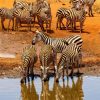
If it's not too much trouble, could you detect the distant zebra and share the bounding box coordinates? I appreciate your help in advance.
[69,0,96,17]
[39,45,56,81]
[21,45,38,83]
[55,43,81,82]
[56,6,88,33]
[13,0,32,11]
[31,0,52,31]
[69,0,79,8]
[0,8,14,31]
[32,30,83,65]
[13,8,33,31]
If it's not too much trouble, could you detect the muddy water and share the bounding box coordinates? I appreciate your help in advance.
[0,76,100,100]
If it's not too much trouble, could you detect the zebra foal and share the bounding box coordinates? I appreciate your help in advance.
[39,45,56,81]
[55,43,81,82]
[21,45,38,83]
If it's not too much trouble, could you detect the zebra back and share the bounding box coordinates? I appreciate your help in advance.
[39,44,54,67]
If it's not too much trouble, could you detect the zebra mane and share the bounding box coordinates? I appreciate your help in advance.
[38,31,52,38]
[61,40,69,45]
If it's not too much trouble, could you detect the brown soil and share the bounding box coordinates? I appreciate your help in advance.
[0,0,100,77]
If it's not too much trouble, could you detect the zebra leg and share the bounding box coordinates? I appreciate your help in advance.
[80,22,82,33]
[7,19,11,32]
[90,6,94,17]
[12,18,14,31]
[30,64,34,76]
[1,18,6,30]
[56,18,59,29]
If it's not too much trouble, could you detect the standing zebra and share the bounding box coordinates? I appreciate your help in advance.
[31,0,52,31]
[0,8,14,31]
[55,43,81,82]
[21,45,38,83]
[13,8,33,31]
[39,45,56,81]
[32,30,83,66]
[56,6,88,33]
[13,0,32,11]
[69,0,96,17]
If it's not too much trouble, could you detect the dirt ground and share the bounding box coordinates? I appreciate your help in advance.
[0,0,100,77]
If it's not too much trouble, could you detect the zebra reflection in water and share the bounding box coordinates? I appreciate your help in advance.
[20,76,84,100]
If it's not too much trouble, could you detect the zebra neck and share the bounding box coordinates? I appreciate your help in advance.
[40,33,52,45]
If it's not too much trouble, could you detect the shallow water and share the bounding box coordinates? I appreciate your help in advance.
[0,76,100,100]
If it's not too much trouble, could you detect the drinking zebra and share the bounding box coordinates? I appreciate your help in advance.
[32,30,83,66]
[55,43,81,82]
[21,45,38,83]
[39,45,56,81]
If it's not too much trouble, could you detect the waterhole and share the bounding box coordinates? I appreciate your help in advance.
[0,76,100,100]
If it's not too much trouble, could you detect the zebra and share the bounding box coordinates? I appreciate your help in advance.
[32,30,83,67]
[69,0,96,17]
[56,6,88,33]
[26,0,52,31]
[13,8,33,31]
[21,45,38,83]
[56,7,69,30]
[55,43,81,82]
[13,0,32,11]
[0,8,14,31]
[39,44,56,81]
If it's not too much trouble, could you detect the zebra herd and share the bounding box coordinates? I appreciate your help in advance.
[56,0,96,33]
[0,0,96,32]
[0,0,52,31]
[21,30,83,83]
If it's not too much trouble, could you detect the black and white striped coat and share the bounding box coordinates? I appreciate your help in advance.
[30,0,52,31]
[39,44,56,81]
[32,30,83,66]
[56,7,87,33]
[21,45,38,83]
[32,30,83,53]
[13,8,33,31]
[55,43,81,82]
